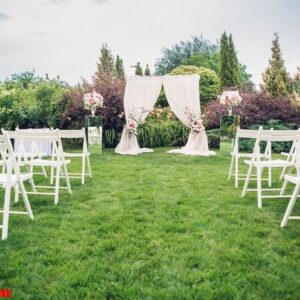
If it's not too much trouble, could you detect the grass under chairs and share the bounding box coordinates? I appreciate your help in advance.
[0,144,300,299]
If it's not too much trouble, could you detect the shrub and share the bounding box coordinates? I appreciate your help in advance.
[93,75,126,132]
[104,117,219,149]
[169,65,220,107]
[204,92,300,130]
[0,76,67,130]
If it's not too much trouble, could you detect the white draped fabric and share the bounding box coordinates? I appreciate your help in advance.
[163,75,215,156]
[115,74,215,156]
[115,76,163,155]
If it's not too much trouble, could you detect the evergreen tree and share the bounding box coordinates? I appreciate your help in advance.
[292,66,300,96]
[261,33,289,97]
[135,62,143,76]
[219,32,240,88]
[219,32,231,87]
[295,66,300,81]
[228,34,240,86]
[115,55,125,80]
[144,64,151,76]
[96,44,115,79]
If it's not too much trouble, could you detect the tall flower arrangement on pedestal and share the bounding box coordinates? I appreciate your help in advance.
[219,91,242,115]
[83,91,104,116]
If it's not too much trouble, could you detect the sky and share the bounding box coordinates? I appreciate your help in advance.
[0,0,299,87]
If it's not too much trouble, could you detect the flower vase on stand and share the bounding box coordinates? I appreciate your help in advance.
[218,90,243,150]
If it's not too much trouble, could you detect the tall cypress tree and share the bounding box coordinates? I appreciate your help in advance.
[219,32,241,88]
[261,33,289,97]
[135,62,143,76]
[219,32,230,87]
[144,64,151,76]
[115,55,125,80]
[228,34,240,86]
[96,44,115,79]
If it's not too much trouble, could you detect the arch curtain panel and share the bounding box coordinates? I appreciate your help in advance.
[115,75,215,156]
[164,75,215,156]
[115,76,163,155]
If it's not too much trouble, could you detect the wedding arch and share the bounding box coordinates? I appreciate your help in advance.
[115,74,215,156]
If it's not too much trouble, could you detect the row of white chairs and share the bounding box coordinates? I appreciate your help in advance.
[229,127,300,227]
[0,128,92,240]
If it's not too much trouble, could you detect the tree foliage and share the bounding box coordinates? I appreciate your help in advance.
[0,73,67,129]
[115,55,125,80]
[155,34,253,90]
[261,33,290,97]
[219,32,240,88]
[169,65,220,106]
[144,64,151,76]
[134,62,143,76]
[155,35,219,75]
[96,44,115,80]
[182,52,220,73]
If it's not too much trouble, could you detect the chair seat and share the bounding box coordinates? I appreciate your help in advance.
[0,173,32,185]
[284,175,300,185]
[244,159,295,167]
[26,159,71,167]
[15,152,48,158]
[231,152,267,158]
[280,152,291,157]
[63,152,90,158]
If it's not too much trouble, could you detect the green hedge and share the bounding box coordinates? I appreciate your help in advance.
[103,121,220,149]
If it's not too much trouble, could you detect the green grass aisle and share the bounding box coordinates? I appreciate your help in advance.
[0,145,300,299]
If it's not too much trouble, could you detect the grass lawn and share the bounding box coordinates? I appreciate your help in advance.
[1,144,300,299]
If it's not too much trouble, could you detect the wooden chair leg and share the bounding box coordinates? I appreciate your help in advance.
[1,185,12,240]
[63,164,72,194]
[14,184,19,203]
[268,165,272,187]
[28,165,37,192]
[281,182,300,227]
[87,155,92,178]
[280,179,289,196]
[50,165,54,185]
[257,166,262,208]
[228,155,234,180]
[54,167,61,205]
[19,182,34,220]
[81,157,85,185]
[235,156,239,188]
[280,166,287,181]
[242,164,253,197]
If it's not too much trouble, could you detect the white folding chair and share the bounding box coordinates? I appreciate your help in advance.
[280,171,300,227]
[2,128,48,178]
[15,130,72,205]
[54,128,92,185]
[242,127,300,208]
[0,134,34,240]
[279,128,300,180]
[228,127,272,188]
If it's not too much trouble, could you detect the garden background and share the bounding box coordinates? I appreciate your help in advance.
[0,33,299,151]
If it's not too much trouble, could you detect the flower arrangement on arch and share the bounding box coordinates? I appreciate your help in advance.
[218,90,242,115]
[184,108,205,134]
[190,117,205,133]
[83,91,104,116]
[125,117,138,136]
